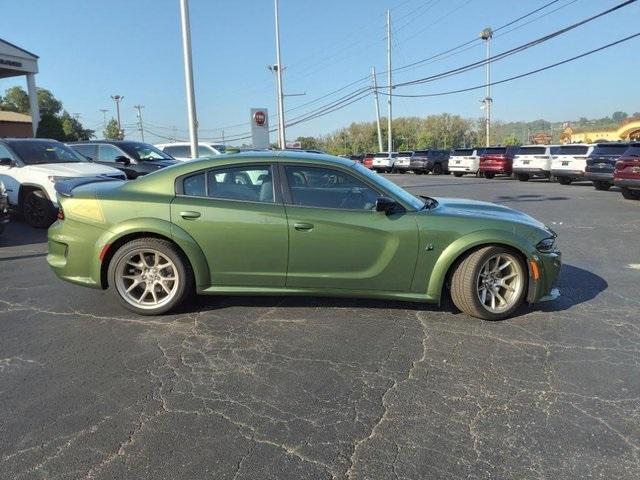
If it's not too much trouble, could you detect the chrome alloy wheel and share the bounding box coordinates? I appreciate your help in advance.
[114,249,179,310]
[476,253,524,314]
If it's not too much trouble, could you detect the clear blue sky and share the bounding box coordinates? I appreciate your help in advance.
[2,0,639,144]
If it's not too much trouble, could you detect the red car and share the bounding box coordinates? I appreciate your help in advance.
[479,146,519,179]
[613,142,640,200]
[362,153,375,169]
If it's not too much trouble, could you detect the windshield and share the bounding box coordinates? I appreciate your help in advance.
[353,163,423,210]
[8,140,86,165]
[591,144,630,156]
[120,142,175,161]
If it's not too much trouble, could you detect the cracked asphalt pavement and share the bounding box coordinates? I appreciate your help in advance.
[1,174,639,479]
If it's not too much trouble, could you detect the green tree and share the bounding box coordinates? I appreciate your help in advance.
[0,86,62,115]
[60,111,94,140]
[296,136,320,150]
[502,134,521,146]
[611,111,628,123]
[36,113,66,140]
[104,118,122,140]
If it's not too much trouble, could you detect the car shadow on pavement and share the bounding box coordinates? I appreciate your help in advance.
[0,218,48,248]
[527,264,608,314]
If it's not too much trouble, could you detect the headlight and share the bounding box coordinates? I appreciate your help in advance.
[536,237,557,253]
[48,176,74,183]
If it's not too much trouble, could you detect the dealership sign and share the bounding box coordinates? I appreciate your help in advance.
[250,108,269,149]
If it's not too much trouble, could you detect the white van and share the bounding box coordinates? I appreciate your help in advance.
[449,148,484,177]
[512,145,558,181]
[550,144,595,185]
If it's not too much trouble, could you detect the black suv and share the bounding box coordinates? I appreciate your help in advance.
[68,140,178,179]
[409,149,450,175]
[584,142,631,191]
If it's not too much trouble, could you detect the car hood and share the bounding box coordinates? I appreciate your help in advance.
[143,159,178,168]
[26,162,123,176]
[430,197,546,231]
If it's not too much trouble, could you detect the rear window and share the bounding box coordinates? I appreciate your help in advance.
[374,152,397,158]
[591,144,630,156]
[483,147,507,155]
[451,149,473,156]
[623,146,640,156]
[517,146,546,155]
[398,151,413,156]
[556,145,588,155]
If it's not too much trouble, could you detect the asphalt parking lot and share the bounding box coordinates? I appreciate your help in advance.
[1,174,639,479]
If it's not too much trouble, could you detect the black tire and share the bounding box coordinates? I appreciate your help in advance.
[517,173,529,182]
[450,246,527,321]
[432,163,443,175]
[398,170,406,174]
[484,172,495,179]
[593,181,610,191]
[453,172,464,178]
[557,176,571,185]
[414,170,424,175]
[107,238,194,315]
[23,190,57,228]
[621,187,640,200]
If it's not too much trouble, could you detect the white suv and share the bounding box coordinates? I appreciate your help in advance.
[0,138,126,227]
[155,142,226,161]
[550,144,595,185]
[449,148,484,177]
[372,152,398,173]
[512,145,558,181]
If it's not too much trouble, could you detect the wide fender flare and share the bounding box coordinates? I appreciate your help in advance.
[426,229,536,301]
[96,218,210,288]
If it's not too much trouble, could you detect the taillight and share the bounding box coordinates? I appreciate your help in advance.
[57,207,65,220]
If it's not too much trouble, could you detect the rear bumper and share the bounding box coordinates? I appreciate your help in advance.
[449,165,477,172]
[512,167,549,175]
[614,178,640,190]
[551,169,584,178]
[394,164,412,171]
[584,172,613,183]
[410,161,433,172]
[480,165,511,173]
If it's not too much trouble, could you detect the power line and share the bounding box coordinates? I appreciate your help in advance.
[376,32,640,98]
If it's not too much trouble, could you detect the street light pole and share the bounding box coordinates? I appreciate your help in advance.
[179,0,199,158]
[99,109,109,131]
[111,95,124,139]
[480,27,493,147]
[273,0,286,149]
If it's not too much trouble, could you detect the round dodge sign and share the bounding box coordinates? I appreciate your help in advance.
[253,110,266,126]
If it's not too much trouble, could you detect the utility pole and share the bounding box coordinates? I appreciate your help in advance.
[480,27,493,147]
[134,105,145,142]
[273,0,286,149]
[179,0,199,158]
[99,109,108,131]
[371,66,384,152]
[386,10,393,155]
[111,95,124,139]
[221,129,225,144]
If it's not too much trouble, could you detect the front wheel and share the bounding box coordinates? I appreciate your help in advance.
[23,190,57,228]
[450,246,527,320]
[108,238,194,315]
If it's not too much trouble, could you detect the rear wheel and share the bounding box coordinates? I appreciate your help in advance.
[621,187,640,200]
[484,172,495,179]
[432,163,443,175]
[453,172,464,178]
[450,246,527,320]
[414,170,424,175]
[517,173,529,182]
[557,176,572,185]
[108,238,194,315]
[593,181,610,191]
[23,190,57,228]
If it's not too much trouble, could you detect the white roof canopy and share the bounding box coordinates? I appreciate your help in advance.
[0,38,38,79]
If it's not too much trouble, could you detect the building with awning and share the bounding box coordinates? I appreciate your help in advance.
[0,38,39,136]
[0,111,32,137]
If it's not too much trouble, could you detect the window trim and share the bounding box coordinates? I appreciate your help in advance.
[175,162,281,205]
[278,163,385,213]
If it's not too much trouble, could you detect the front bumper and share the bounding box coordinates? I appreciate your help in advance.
[528,251,562,304]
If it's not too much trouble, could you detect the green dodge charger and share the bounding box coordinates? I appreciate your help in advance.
[47,151,561,320]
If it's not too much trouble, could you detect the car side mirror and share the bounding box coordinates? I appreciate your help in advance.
[115,155,130,166]
[0,157,15,167]
[375,196,397,214]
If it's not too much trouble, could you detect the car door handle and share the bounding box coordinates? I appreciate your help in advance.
[294,222,314,231]
[180,211,201,219]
